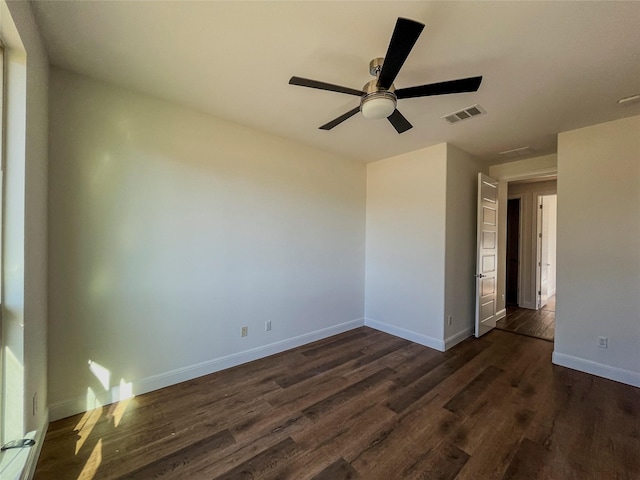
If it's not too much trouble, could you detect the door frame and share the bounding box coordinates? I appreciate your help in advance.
[492,166,557,320]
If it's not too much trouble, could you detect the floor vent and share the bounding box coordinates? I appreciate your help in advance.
[442,104,486,124]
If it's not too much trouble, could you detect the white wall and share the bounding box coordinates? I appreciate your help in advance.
[0,1,48,477]
[365,144,447,349]
[554,115,640,387]
[48,68,366,420]
[508,180,557,309]
[444,145,484,347]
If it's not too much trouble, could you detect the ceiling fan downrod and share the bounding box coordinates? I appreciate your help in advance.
[361,58,397,119]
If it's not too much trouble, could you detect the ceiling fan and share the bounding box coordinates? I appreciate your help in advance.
[289,17,483,134]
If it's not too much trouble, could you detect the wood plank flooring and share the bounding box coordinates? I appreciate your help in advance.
[34,326,639,479]
[496,296,555,341]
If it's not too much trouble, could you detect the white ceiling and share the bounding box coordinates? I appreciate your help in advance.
[30,1,640,164]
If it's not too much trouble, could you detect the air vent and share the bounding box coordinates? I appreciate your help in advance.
[498,146,534,158]
[618,94,640,105]
[442,104,486,124]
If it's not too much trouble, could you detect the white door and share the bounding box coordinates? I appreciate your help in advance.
[537,195,555,309]
[538,198,548,309]
[475,173,499,338]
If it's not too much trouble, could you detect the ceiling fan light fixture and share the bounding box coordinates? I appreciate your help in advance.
[361,92,397,119]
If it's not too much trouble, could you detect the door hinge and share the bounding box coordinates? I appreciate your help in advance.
[538,290,541,295]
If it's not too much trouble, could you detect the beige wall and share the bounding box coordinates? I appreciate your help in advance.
[365,143,483,350]
[490,154,557,181]
[48,68,367,420]
[444,145,485,346]
[555,115,640,387]
[365,144,448,348]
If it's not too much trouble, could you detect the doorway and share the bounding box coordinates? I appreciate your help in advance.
[506,198,520,307]
[496,185,557,342]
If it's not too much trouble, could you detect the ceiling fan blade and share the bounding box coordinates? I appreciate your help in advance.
[319,106,361,130]
[387,109,413,134]
[289,76,364,97]
[377,18,425,90]
[395,76,483,99]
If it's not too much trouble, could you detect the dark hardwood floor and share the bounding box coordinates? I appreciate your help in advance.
[496,296,556,342]
[35,326,639,479]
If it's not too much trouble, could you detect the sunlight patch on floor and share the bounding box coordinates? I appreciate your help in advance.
[110,394,132,428]
[75,406,103,455]
[77,438,102,480]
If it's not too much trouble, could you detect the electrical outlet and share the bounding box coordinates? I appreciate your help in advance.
[597,336,608,348]
[265,321,272,331]
[241,326,248,337]
[447,316,453,326]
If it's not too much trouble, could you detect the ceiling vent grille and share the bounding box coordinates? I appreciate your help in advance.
[498,146,534,158]
[442,104,486,124]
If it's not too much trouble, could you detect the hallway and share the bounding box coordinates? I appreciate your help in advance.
[495,296,555,342]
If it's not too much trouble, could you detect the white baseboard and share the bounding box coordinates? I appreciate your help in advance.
[552,352,640,388]
[495,308,506,321]
[444,328,473,350]
[49,318,365,421]
[365,317,444,351]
